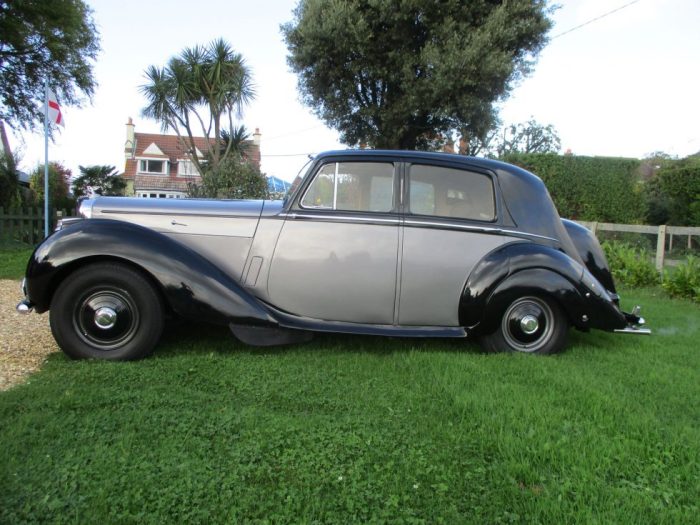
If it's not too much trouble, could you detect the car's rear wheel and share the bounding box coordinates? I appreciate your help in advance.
[50,263,163,360]
[480,295,568,355]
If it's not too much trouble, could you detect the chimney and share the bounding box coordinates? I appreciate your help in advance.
[253,127,261,146]
[125,117,136,159]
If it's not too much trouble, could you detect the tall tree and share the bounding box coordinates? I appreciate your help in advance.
[282,0,552,150]
[0,0,99,131]
[72,165,125,198]
[141,39,254,174]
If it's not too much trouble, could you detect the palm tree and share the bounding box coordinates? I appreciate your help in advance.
[140,38,254,174]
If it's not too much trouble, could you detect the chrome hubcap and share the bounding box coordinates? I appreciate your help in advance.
[501,296,554,353]
[520,315,539,335]
[94,307,117,330]
[74,288,139,350]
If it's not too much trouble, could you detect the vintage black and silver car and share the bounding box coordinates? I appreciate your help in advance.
[17,150,649,360]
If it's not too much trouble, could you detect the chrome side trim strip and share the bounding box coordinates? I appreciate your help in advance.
[101,210,260,219]
[284,213,559,243]
[288,213,400,225]
[404,219,558,243]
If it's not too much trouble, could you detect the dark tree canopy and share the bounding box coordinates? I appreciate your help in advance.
[0,0,99,131]
[282,0,552,150]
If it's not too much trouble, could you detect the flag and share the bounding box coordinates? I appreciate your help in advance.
[47,89,65,127]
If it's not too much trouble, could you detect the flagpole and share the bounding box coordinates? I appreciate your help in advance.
[44,79,49,238]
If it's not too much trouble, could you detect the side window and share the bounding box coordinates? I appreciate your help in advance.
[301,162,394,212]
[408,164,495,221]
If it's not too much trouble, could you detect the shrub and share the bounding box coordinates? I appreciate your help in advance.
[662,256,700,303]
[187,156,268,200]
[601,241,659,288]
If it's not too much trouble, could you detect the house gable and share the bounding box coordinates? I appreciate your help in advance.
[143,142,166,156]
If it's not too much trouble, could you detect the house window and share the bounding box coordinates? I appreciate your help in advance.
[178,160,198,176]
[138,159,167,174]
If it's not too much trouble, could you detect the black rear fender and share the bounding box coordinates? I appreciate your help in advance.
[25,219,275,327]
[460,242,627,334]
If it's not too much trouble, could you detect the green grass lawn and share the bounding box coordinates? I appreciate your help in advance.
[1,286,698,523]
[0,245,33,279]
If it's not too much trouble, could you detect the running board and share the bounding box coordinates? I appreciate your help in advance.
[265,304,468,338]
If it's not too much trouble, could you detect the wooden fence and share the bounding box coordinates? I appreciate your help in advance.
[577,221,700,270]
[0,207,75,246]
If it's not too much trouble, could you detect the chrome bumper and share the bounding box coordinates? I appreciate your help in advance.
[16,299,34,314]
[614,305,651,335]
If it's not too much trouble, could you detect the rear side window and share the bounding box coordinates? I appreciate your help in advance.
[301,162,394,212]
[408,164,495,221]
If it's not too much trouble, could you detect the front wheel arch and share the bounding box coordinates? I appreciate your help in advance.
[49,261,165,360]
[46,255,171,317]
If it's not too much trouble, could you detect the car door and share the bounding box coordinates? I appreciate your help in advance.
[268,160,400,324]
[398,162,509,326]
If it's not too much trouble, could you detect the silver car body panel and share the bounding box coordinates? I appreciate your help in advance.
[267,218,399,324]
[90,196,266,280]
[398,226,516,325]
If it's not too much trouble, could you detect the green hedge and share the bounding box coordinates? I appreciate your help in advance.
[502,153,646,223]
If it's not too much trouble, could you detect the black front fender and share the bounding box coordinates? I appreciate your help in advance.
[25,219,276,327]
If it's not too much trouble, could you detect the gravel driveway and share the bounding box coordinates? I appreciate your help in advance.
[0,280,58,391]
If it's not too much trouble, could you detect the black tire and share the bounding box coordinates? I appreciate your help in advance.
[479,295,568,355]
[49,262,164,360]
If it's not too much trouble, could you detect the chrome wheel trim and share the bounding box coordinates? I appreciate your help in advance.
[94,307,118,330]
[74,288,140,350]
[501,297,555,353]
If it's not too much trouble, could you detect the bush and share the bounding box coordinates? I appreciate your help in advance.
[662,257,700,303]
[187,156,268,200]
[648,164,700,226]
[602,241,659,288]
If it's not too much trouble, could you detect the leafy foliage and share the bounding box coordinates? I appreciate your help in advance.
[602,241,659,288]
[72,165,125,198]
[646,161,700,226]
[187,156,267,200]
[494,118,561,156]
[663,256,700,302]
[0,151,21,209]
[0,0,99,131]
[141,39,254,174]
[28,162,74,209]
[503,153,646,222]
[282,0,552,149]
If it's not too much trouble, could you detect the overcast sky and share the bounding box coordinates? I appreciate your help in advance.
[6,0,700,182]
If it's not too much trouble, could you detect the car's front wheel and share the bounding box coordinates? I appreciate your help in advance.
[50,262,164,360]
[479,295,568,355]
